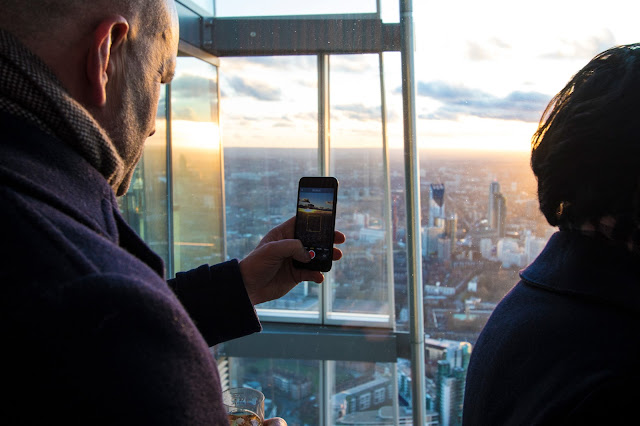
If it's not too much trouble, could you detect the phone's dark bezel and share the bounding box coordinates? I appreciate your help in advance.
[293,176,339,272]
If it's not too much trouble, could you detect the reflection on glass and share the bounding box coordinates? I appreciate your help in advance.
[118,88,169,270]
[171,57,224,272]
[225,357,320,425]
[221,56,318,316]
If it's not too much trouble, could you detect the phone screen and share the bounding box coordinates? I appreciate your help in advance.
[294,177,338,272]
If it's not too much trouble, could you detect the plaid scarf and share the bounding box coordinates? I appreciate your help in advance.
[0,29,128,195]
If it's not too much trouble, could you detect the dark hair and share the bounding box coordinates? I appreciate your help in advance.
[531,43,640,241]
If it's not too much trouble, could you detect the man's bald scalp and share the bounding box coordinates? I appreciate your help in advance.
[0,0,168,45]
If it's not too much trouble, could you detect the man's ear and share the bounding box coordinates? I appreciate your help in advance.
[86,16,129,107]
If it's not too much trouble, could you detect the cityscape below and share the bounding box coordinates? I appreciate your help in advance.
[219,147,554,426]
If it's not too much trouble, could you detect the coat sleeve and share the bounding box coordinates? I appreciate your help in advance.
[167,259,262,346]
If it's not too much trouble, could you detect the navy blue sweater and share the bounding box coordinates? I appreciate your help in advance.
[0,111,261,424]
[463,231,640,425]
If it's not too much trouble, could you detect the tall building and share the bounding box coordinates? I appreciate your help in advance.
[487,181,500,229]
[422,225,444,257]
[392,195,400,244]
[437,237,452,261]
[431,340,471,426]
[488,182,507,237]
[429,183,446,227]
[444,214,457,240]
[436,362,465,426]
[496,193,507,238]
[444,214,458,257]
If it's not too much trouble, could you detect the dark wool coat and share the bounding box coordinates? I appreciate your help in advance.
[0,111,261,424]
[463,231,640,425]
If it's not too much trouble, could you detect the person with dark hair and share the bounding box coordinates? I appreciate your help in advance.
[0,0,344,424]
[462,43,640,425]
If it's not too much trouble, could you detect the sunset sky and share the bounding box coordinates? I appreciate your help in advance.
[177,0,638,152]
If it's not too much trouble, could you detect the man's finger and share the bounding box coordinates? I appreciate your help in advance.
[332,247,343,261]
[293,269,324,284]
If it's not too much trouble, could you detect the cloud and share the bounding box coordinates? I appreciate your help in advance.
[169,74,218,121]
[172,74,216,97]
[540,30,616,59]
[173,106,198,121]
[331,55,377,73]
[413,81,551,123]
[273,121,295,128]
[157,96,167,114]
[226,76,282,101]
[467,38,512,61]
[333,104,381,121]
[224,56,317,71]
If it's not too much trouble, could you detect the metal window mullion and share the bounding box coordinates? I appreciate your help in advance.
[321,359,335,426]
[216,66,228,262]
[378,0,401,421]
[165,83,175,279]
[318,54,330,177]
[379,48,401,426]
[378,53,396,331]
[318,53,331,324]
[399,0,426,424]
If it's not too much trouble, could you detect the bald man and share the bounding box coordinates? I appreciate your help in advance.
[0,1,343,424]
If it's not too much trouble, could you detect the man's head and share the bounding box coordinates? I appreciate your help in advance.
[0,0,179,195]
[531,43,640,240]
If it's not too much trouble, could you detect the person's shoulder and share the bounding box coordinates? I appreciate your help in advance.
[563,376,640,425]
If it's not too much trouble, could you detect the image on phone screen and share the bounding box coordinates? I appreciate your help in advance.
[293,177,338,272]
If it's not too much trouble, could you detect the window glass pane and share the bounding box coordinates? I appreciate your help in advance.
[221,56,319,319]
[328,54,393,325]
[118,88,169,269]
[171,57,224,272]
[223,356,321,425]
[215,0,376,17]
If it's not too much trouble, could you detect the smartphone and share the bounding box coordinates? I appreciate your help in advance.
[293,176,339,272]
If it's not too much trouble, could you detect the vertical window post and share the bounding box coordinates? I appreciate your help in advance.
[400,0,426,424]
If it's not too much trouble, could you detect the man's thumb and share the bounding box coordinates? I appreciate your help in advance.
[265,239,311,263]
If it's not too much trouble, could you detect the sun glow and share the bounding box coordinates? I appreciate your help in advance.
[172,120,221,151]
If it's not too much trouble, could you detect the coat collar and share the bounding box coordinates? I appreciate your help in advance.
[0,111,120,239]
[0,111,165,278]
[520,230,640,313]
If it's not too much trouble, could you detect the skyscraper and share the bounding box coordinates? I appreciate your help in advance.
[488,181,507,237]
[488,181,500,230]
[496,192,507,238]
[429,183,446,227]
[445,214,457,241]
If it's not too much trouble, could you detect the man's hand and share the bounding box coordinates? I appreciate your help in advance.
[239,217,345,305]
[264,418,287,426]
